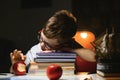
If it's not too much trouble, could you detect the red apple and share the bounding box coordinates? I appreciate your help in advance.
[13,61,26,75]
[46,64,63,80]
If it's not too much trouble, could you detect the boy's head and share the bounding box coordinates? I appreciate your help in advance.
[39,10,78,50]
[43,10,78,41]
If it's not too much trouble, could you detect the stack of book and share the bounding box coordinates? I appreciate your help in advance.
[97,63,120,80]
[28,52,76,76]
[97,63,120,77]
[97,70,120,77]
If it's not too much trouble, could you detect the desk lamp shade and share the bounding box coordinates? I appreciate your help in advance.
[74,31,95,50]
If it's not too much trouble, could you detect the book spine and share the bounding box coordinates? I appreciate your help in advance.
[34,58,76,63]
[36,52,76,56]
[36,56,76,59]
[35,62,75,66]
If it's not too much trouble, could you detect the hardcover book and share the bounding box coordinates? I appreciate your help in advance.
[35,52,76,62]
[97,70,120,77]
[34,58,76,62]
[97,74,120,80]
[36,52,76,57]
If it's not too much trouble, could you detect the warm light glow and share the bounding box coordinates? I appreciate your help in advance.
[80,32,88,39]
[74,31,95,50]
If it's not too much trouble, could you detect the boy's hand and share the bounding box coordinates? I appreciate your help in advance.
[10,49,26,64]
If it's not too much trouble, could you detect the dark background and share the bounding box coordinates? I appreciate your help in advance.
[72,0,120,36]
[0,0,120,72]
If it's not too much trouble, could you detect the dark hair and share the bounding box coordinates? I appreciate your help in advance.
[42,10,78,42]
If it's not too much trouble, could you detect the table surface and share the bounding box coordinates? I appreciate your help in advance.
[0,73,120,80]
[0,73,95,80]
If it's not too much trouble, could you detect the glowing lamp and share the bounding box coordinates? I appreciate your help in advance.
[74,31,95,50]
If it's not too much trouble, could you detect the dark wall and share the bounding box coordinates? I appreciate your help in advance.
[0,0,72,53]
[0,0,72,72]
[72,0,120,37]
[0,38,16,72]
